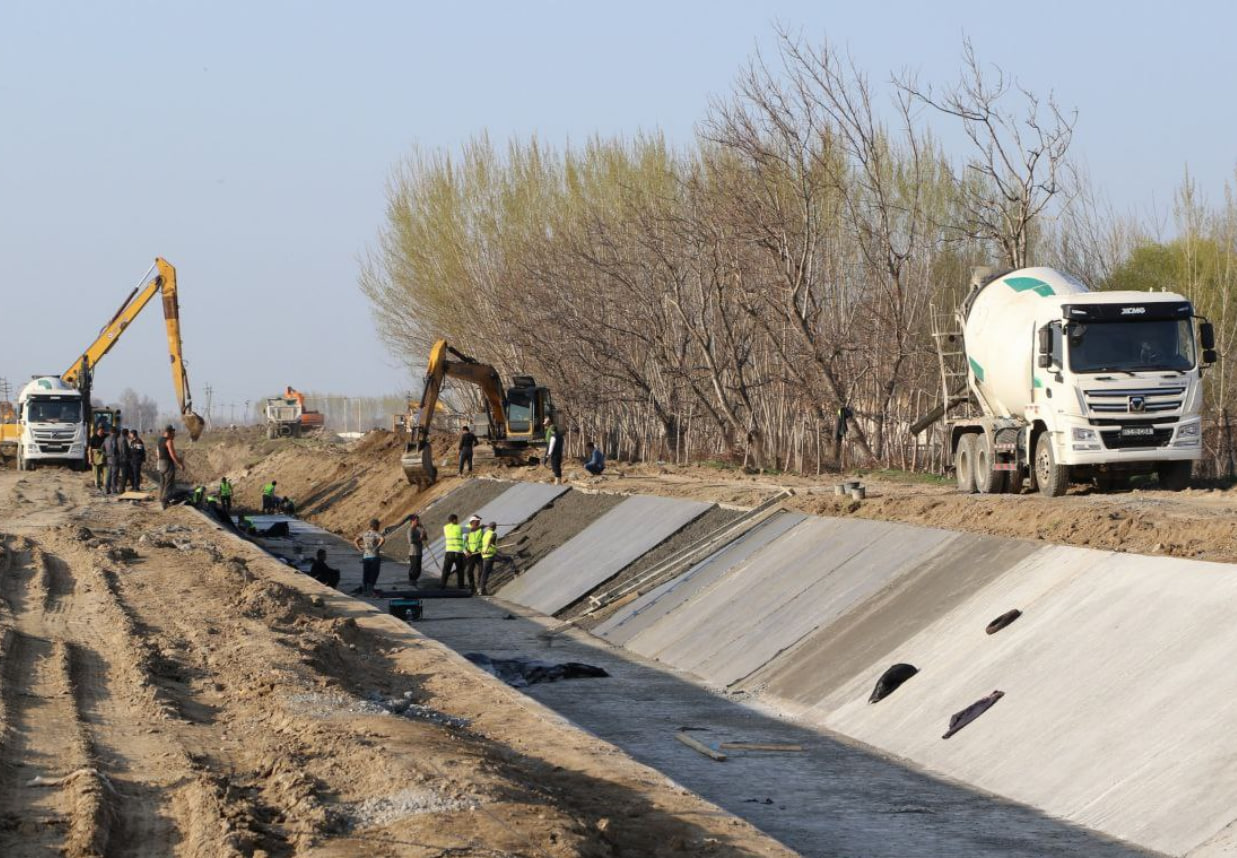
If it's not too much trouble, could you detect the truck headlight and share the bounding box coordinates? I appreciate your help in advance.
[1072,427,1101,451]
[1175,421,1201,446]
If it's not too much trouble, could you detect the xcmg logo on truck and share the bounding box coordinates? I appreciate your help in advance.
[1120,306,1147,315]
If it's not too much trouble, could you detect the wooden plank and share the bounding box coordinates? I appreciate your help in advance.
[718,742,804,752]
[675,732,726,761]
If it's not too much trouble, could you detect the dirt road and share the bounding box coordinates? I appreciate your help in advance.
[0,469,793,857]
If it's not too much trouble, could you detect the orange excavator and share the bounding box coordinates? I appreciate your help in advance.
[401,339,555,486]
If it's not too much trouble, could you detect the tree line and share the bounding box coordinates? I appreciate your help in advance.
[360,31,1237,477]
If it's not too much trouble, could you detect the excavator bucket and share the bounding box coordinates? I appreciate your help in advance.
[182,411,206,441]
[401,441,438,488]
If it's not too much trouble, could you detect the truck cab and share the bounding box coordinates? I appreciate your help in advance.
[1030,293,1212,490]
[16,377,88,471]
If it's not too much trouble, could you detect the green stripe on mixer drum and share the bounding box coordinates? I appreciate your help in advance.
[1004,276,1055,297]
[968,357,985,382]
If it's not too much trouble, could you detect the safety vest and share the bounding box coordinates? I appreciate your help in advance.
[443,523,464,553]
[219,481,233,499]
[262,482,276,497]
[481,529,497,558]
[192,486,205,503]
[466,527,484,554]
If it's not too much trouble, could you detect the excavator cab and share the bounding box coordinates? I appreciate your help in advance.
[495,377,554,456]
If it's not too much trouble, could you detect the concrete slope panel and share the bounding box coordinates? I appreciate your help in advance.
[594,511,808,646]
[684,520,957,687]
[749,531,1040,711]
[499,495,712,615]
[623,517,851,666]
[815,546,1237,856]
[423,482,567,569]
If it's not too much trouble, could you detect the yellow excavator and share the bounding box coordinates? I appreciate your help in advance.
[402,339,554,486]
[63,257,205,440]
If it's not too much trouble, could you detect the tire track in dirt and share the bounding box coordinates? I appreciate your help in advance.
[0,539,103,857]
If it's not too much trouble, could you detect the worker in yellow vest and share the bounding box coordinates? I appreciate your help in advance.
[479,521,499,595]
[463,515,484,594]
[441,514,466,590]
[262,480,278,514]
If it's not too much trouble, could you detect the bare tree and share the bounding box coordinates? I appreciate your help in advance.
[898,39,1077,269]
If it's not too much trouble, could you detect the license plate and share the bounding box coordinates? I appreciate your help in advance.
[1120,426,1155,437]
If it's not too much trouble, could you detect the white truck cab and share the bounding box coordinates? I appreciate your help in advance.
[16,377,88,471]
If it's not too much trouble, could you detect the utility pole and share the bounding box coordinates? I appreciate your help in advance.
[204,385,214,430]
[0,377,11,405]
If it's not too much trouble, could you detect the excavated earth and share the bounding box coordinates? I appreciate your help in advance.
[0,467,794,858]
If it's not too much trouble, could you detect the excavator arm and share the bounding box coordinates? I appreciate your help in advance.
[403,339,507,485]
[62,258,205,440]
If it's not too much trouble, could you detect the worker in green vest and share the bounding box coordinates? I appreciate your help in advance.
[463,515,484,593]
[219,477,234,517]
[262,480,278,514]
[441,514,466,590]
[191,485,206,507]
[478,521,499,596]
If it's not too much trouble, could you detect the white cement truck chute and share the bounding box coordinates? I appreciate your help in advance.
[928,267,1215,497]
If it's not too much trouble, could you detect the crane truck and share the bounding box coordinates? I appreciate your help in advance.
[401,339,554,487]
[9,258,205,472]
[930,266,1216,496]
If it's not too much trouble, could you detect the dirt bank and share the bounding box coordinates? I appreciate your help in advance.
[0,468,793,857]
[209,430,1237,564]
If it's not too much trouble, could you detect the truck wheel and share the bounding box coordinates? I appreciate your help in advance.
[1034,433,1069,497]
[1157,461,1192,491]
[974,433,1008,494]
[955,434,977,494]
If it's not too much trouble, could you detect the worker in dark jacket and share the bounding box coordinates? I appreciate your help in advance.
[115,426,132,493]
[309,548,340,589]
[458,425,477,475]
[102,427,120,495]
[88,425,107,490]
[583,442,605,476]
[127,430,146,491]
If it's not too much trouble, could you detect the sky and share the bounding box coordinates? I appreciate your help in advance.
[1,0,1233,419]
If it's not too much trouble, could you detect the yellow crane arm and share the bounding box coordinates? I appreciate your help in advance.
[62,258,205,440]
[412,340,506,440]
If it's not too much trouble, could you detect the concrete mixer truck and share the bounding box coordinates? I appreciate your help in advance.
[935,267,1216,496]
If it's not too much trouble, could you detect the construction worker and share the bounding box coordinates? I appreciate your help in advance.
[102,426,120,495]
[583,441,605,476]
[156,425,183,510]
[309,548,340,589]
[544,418,564,484]
[479,521,498,596]
[191,485,206,507]
[406,513,427,586]
[115,425,131,493]
[458,425,477,475]
[463,514,484,593]
[218,476,233,517]
[441,514,466,590]
[262,480,278,514]
[127,430,146,491]
[354,518,385,597]
[88,425,107,490]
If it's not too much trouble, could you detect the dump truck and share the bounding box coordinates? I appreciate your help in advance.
[928,266,1216,496]
[401,339,555,486]
[264,386,325,438]
[10,258,204,471]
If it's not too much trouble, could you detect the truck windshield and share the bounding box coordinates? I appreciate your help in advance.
[27,398,82,424]
[1068,319,1196,373]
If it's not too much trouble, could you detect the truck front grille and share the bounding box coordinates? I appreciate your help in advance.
[1085,386,1185,416]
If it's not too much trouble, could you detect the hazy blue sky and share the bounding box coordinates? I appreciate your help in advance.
[1,1,1233,420]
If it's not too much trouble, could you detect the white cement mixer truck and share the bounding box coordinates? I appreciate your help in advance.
[941,267,1216,496]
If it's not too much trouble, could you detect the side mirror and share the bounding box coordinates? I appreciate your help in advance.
[1201,321,1216,351]
[1037,354,1052,368]
[1037,327,1053,356]
[1204,348,1218,366]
